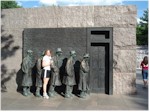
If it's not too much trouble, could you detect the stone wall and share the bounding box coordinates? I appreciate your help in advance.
[1,5,137,94]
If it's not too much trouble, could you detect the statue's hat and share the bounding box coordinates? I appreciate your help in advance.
[41,51,45,56]
[56,48,63,53]
[70,50,76,55]
[83,53,90,58]
[27,50,33,53]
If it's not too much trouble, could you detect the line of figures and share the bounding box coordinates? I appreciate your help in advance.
[21,48,90,99]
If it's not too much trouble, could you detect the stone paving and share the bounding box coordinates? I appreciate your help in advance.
[1,69,148,110]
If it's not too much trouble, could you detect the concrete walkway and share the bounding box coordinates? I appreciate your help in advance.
[1,69,148,110]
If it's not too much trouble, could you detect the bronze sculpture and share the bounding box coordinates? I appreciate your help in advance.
[63,50,76,98]
[21,50,34,96]
[78,53,90,98]
[48,48,63,97]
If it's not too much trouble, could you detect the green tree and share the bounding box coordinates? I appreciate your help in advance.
[1,1,22,9]
[136,9,148,45]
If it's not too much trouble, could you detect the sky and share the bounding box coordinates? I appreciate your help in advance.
[15,0,148,19]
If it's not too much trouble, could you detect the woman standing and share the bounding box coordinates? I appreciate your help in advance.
[42,50,52,99]
[140,56,148,88]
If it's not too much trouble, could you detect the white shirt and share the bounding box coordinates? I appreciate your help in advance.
[42,55,52,70]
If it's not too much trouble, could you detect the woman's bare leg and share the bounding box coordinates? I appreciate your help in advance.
[43,78,49,98]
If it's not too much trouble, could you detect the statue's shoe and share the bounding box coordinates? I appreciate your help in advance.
[27,91,32,95]
[65,94,71,98]
[48,93,54,97]
[53,91,58,96]
[80,94,86,98]
[35,93,42,97]
[79,92,86,98]
[85,93,89,96]
[70,93,75,97]
[54,92,58,96]
[23,92,28,96]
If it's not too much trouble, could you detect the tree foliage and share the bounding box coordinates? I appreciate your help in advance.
[136,9,148,45]
[1,1,22,9]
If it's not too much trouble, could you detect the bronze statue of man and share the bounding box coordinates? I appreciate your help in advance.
[48,48,63,97]
[78,53,90,98]
[35,52,44,97]
[63,50,76,98]
[21,50,34,96]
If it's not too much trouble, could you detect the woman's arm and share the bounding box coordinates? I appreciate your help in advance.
[140,62,143,68]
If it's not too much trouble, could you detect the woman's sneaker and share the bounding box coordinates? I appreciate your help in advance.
[43,93,49,99]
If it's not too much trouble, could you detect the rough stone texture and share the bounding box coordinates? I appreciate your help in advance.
[113,73,136,94]
[1,28,23,92]
[1,6,137,94]
[94,6,137,27]
[1,29,22,69]
[57,6,94,27]
[1,8,28,29]
[113,28,136,49]
[26,7,58,28]
[113,50,136,73]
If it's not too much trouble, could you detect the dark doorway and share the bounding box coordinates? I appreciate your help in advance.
[87,28,113,95]
[90,43,109,93]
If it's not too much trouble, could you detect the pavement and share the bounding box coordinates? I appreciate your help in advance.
[1,69,148,110]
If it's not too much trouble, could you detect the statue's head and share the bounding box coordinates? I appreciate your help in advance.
[83,53,90,61]
[56,48,63,56]
[70,50,76,58]
[40,51,45,57]
[27,50,33,58]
